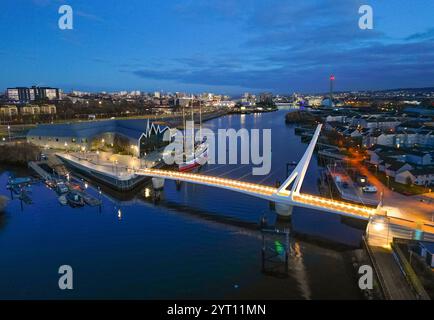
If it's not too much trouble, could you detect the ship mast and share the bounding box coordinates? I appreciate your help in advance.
[182,103,186,162]
[199,99,202,142]
[191,94,195,158]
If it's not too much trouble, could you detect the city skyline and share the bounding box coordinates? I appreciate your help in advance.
[1,1,434,94]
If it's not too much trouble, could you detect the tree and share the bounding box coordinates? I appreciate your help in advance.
[113,134,130,154]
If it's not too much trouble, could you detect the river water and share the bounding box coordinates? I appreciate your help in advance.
[0,110,364,299]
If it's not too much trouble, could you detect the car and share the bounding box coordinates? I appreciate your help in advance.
[356,175,368,186]
[362,185,377,193]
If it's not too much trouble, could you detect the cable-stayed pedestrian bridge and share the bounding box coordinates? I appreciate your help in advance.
[134,124,375,220]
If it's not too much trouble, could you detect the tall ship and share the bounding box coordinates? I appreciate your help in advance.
[178,98,208,172]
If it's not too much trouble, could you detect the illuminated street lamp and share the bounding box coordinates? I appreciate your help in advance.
[373,221,384,232]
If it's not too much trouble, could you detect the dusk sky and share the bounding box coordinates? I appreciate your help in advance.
[1,0,434,94]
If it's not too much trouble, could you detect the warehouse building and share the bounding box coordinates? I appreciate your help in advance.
[26,119,169,157]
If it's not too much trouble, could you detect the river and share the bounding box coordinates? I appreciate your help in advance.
[0,110,364,299]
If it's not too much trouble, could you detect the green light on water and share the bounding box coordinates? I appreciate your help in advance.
[274,241,284,255]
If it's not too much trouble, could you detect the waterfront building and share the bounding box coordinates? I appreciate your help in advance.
[258,92,273,104]
[395,167,434,186]
[27,119,169,157]
[176,97,193,107]
[7,87,33,102]
[0,105,19,117]
[7,86,61,102]
[20,105,40,115]
[40,104,57,114]
[213,100,235,108]
[306,96,323,107]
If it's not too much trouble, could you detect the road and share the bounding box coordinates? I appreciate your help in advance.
[356,163,434,223]
[342,150,434,226]
[370,246,417,300]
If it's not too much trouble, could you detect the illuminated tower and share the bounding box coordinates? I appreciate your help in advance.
[329,74,335,108]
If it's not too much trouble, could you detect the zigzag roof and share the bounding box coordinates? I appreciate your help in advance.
[27,119,169,141]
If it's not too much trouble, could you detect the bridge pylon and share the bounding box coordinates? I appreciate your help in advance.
[275,124,322,199]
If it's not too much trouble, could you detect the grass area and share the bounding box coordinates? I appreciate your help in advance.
[367,166,428,195]
[395,241,434,299]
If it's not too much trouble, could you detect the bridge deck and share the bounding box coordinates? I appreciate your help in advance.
[136,168,277,196]
[135,168,376,219]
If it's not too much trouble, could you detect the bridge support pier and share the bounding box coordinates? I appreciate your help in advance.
[151,177,165,191]
[274,203,293,217]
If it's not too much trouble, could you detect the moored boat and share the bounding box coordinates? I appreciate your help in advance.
[58,195,67,206]
[178,100,209,172]
[56,182,69,194]
[66,192,85,207]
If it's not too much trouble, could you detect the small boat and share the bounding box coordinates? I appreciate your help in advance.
[66,181,84,192]
[66,192,85,207]
[58,195,68,206]
[7,176,32,188]
[45,179,57,189]
[7,176,33,191]
[81,193,102,206]
[56,182,69,194]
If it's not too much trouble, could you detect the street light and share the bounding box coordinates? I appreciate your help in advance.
[7,125,11,141]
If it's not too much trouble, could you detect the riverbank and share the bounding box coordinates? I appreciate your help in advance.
[0,142,40,166]
[285,110,320,124]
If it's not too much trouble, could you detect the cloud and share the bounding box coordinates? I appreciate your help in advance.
[130,37,434,92]
[406,27,434,41]
[76,10,104,23]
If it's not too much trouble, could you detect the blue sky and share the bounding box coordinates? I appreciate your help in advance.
[1,0,434,94]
